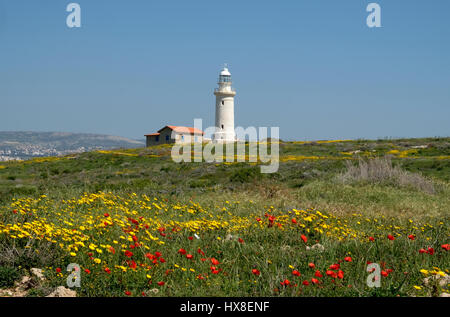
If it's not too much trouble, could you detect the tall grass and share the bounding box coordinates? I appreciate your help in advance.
[337,156,436,194]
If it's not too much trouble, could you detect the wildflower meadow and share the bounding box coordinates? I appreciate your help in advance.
[0,138,448,297]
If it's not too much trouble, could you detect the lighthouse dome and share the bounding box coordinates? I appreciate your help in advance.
[220,67,231,76]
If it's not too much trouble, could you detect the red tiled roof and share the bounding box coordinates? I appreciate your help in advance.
[144,133,160,136]
[158,125,204,135]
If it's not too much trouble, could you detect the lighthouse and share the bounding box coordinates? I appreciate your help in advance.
[213,66,236,143]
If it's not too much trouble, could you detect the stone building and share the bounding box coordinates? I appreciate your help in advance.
[145,125,204,146]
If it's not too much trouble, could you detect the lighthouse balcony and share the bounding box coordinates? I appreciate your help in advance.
[214,88,236,96]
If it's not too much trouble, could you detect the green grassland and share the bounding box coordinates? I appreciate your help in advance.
[0,138,448,297]
[1,137,449,219]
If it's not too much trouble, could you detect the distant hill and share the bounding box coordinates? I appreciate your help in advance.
[0,131,145,161]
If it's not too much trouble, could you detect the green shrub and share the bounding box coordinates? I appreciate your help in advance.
[0,266,20,288]
[230,166,262,183]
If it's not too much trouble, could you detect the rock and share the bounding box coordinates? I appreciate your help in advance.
[225,234,234,241]
[307,243,325,252]
[46,286,77,297]
[280,245,291,252]
[0,289,13,297]
[440,293,450,297]
[423,273,450,287]
[30,268,45,281]
[15,276,35,290]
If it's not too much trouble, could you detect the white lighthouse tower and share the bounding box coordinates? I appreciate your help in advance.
[213,66,236,143]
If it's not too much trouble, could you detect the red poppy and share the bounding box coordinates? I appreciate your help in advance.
[124,291,131,296]
[369,236,375,242]
[326,270,337,278]
[109,246,116,254]
[84,269,91,274]
[292,270,301,277]
[280,279,291,286]
[314,270,323,278]
[104,268,111,274]
[56,268,61,273]
[159,257,166,263]
[268,216,275,223]
[329,264,340,270]
[387,234,395,241]
[256,218,262,222]
[132,235,138,242]
[211,258,220,265]
[381,271,388,277]
[178,248,187,255]
[442,244,450,251]
[308,263,315,269]
[302,280,309,286]
[157,281,165,286]
[238,238,244,243]
[104,213,110,217]
[211,269,219,274]
[301,234,308,244]
[311,278,319,284]
[197,248,205,256]
[186,254,193,260]
[197,274,205,280]
[427,247,435,255]
[124,250,133,258]
[419,248,427,254]
[252,269,260,276]
[337,270,344,279]
[188,236,193,241]
[408,234,415,240]
[12,210,18,214]
[129,218,139,225]
[291,218,297,224]
[155,252,162,258]
[128,260,137,269]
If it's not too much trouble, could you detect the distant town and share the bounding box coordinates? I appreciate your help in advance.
[0,132,144,161]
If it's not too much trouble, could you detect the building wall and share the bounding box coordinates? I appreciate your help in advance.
[214,91,236,142]
[146,135,160,147]
[146,127,203,147]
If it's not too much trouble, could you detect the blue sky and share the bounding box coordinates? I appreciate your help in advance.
[1,0,449,140]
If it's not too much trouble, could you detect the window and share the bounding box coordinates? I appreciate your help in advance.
[155,136,159,142]
[166,135,169,141]
[221,100,224,105]
[181,135,184,141]
[221,124,224,129]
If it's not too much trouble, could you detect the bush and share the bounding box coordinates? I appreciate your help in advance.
[0,266,20,288]
[230,166,262,183]
[337,156,436,194]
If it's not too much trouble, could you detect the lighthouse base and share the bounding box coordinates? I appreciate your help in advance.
[213,131,236,143]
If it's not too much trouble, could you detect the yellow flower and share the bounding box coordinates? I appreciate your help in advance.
[70,252,77,257]
[413,286,422,290]
[94,258,101,264]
